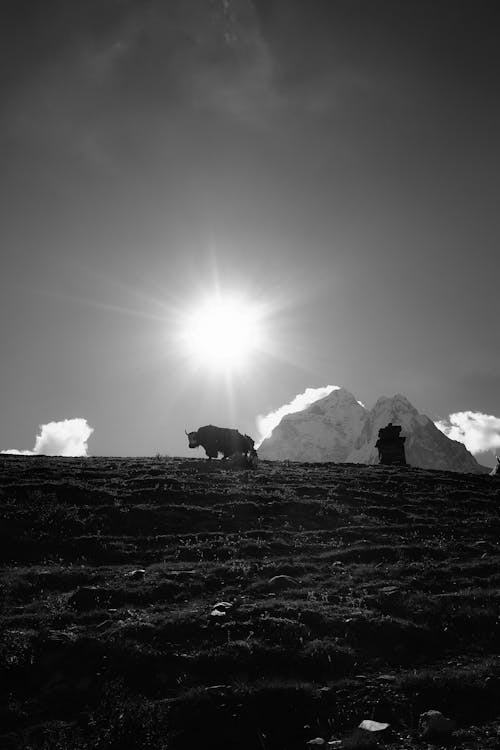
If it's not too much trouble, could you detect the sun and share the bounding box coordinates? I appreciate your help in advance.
[181,295,264,372]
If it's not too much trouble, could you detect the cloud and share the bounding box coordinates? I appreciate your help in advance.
[256,385,340,446]
[1,449,34,456]
[1,418,94,457]
[435,411,500,455]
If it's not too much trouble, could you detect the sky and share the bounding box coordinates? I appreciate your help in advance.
[1,0,499,462]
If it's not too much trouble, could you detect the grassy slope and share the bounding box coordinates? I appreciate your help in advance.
[1,456,500,749]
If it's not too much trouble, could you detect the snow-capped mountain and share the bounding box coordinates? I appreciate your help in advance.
[257,387,368,462]
[258,389,484,473]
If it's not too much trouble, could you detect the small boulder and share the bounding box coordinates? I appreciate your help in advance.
[210,601,233,617]
[418,710,455,739]
[358,720,389,732]
[125,569,146,579]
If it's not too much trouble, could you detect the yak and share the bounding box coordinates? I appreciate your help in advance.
[186,425,257,461]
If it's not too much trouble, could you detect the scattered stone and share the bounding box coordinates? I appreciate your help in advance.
[268,574,300,589]
[358,720,390,732]
[125,569,146,578]
[419,710,455,739]
[380,585,399,595]
[210,601,233,617]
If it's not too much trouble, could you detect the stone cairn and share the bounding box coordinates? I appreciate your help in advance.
[375,422,407,466]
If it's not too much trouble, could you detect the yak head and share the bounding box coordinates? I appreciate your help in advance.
[185,430,199,448]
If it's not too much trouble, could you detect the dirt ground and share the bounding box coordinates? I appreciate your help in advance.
[1,455,500,749]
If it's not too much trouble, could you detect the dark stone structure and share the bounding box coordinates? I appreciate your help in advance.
[375,422,407,466]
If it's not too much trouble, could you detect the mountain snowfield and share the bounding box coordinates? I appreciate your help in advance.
[258,387,484,472]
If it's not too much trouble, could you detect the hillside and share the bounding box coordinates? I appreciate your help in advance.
[1,455,500,750]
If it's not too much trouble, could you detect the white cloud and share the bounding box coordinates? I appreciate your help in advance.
[435,411,500,455]
[1,449,34,455]
[1,418,94,457]
[256,385,340,446]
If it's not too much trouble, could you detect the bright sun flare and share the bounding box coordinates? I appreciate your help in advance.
[181,296,263,372]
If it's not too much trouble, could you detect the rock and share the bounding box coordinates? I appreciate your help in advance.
[379,586,399,596]
[210,601,233,617]
[358,720,390,732]
[210,609,227,617]
[125,569,146,578]
[418,710,455,739]
[306,739,326,746]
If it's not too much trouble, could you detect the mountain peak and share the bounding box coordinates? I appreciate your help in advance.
[311,386,361,408]
[372,393,416,410]
[370,394,421,425]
